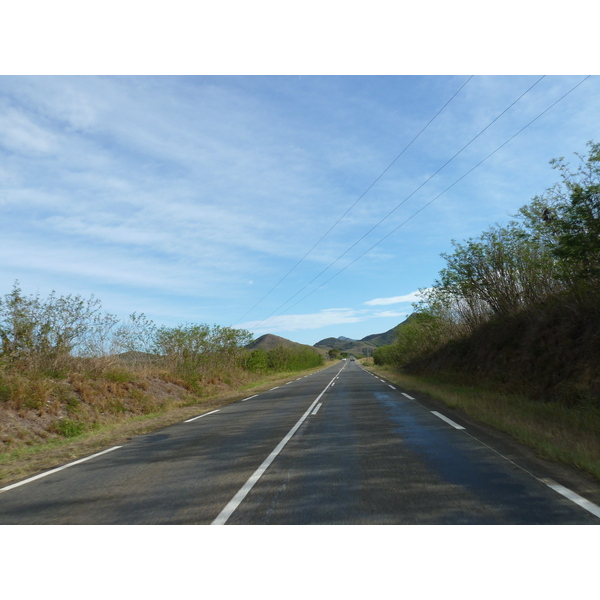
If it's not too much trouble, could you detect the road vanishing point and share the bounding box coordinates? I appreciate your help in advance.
[1,361,599,524]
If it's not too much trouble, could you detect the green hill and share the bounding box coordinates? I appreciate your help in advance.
[246,334,307,351]
[314,319,411,355]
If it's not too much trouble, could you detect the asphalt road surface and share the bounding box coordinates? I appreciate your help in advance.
[1,360,599,524]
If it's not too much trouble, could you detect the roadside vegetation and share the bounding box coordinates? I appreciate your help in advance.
[0,289,324,468]
[371,141,600,479]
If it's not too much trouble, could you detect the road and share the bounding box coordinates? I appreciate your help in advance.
[1,360,599,524]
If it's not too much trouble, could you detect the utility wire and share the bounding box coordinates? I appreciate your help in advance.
[230,75,473,326]
[256,75,591,329]
[252,75,546,329]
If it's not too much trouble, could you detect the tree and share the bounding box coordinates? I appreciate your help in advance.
[516,141,600,284]
[152,323,252,376]
[113,312,157,356]
[549,142,600,281]
[0,281,115,368]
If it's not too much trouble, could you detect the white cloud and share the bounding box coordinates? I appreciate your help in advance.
[240,303,413,336]
[240,308,368,334]
[2,75,600,346]
[364,290,423,306]
[0,106,59,155]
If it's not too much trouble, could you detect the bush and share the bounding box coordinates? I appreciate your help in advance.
[373,345,396,366]
[244,345,324,373]
[53,418,86,438]
[0,282,119,370]
[244,349,269,372]
[153,323,252,377]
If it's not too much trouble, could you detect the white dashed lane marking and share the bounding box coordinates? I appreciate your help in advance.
[185,409,221,423]
[431,411,465,430]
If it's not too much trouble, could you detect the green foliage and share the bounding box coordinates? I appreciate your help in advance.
[244,345,323,373]
[373,345,396,366]
[515,141,600,284]
[390,312,447,366]
[244,348,270,372]
[0,282,119,369]
[265,345,324,372]
[65,396,82,415]
[104,370,131,383]
[437,222,561,320]
[383,141,600,391]
[410,141,600,343]
[153,323,253,377]
[54,418,86,438]
[547,142,600,281]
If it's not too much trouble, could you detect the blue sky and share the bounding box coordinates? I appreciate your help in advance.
[1,2,596,573]
[1,74,599,345]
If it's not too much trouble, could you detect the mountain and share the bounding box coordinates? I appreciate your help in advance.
[246,334,307,351]
[246,333,329,357]
[314,317,413,355]
[248,317,413,359]
[313,337,377,357]
[313,336,349,349]
[361,326,402,347]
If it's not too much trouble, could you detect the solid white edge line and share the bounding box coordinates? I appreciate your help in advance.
[0,446,122,493]
[366,369,600,521]
[541,479,600,519]
[311,403,322,416]
[431,411,465,430]
[241,395,258,402]
[212,366,343,525]
[185,409,220,423]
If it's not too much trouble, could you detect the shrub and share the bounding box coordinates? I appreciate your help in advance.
[373,345,396,366]
[0,282,119,369]
[266,345,323,372]
[53,418,86,438]
[244,349,269,372]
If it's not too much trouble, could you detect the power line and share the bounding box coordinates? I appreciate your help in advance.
[251,75,546,329]
[230,75,473,326]
[255,75,591,329]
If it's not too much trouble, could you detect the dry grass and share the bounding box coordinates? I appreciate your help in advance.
[365,362,600,481]
[0,360,331,487]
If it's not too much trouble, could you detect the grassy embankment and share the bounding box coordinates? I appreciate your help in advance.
[0,357,331,487]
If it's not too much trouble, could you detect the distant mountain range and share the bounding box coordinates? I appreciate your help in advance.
[313,323,402,355]
[246,317,411,357]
